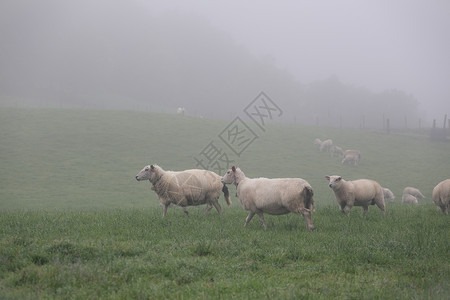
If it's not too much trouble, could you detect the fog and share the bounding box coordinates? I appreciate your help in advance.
[1,0,449,127]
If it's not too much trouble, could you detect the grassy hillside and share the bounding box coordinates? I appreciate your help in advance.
[0,108,449,299]
[0,107,448,210]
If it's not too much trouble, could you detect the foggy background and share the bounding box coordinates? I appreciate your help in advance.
[1,0,449,128]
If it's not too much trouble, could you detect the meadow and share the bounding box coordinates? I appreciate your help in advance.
[0,107,449,299]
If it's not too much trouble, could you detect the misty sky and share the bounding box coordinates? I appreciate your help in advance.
[140,0,449,118]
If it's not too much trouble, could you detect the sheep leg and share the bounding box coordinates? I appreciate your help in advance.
[344,205,353,216]
[361,206,369,216]
[244,212,255,227]
[203,204,213,214]
[256,212,267,230]
[162,204,169,217]
[182,207,189,216]
[374,199,386,216]
[300,208,315,231]
[211,200,222,215]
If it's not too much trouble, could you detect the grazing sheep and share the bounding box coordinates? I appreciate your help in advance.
[136,165,231,217]
[313,138,322,150]
[325,175,385,216]
[382,188,395,203]
[330,145,344,157]
[319,139,333,152]
[403,187,425,200]
[221,166,315,230]
[402,193,418,204]
[432,179,450,214]
[341,150,361,165]
[176,107,185,115]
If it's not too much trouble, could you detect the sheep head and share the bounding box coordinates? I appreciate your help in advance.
[136,164,158,182]
[325,175,343,189]
[222,166,245,186]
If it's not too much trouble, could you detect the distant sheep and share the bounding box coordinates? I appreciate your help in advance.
[313,138,322,150]
[382,188,395,202]
[341,150,361,165]
[221,166,315,230]
[402,193,418,204]
[330,145,344,157]
[403,187,425,200]
[325,175,385,216]
[432,179,450,214]
[319,139,333,152]
[136,165,231,216]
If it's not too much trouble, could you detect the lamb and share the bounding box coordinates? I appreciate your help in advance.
[382,188,395,203]
[402,187,425,200]
[402,193,418,204]
[136,165,231,216]
[221,166,315,230]
[341,150,361,165]
[325,175,385,216]
[313,138,322,150]
[432,179,450,214]
[319,139,333,152]
[330,145,344,157]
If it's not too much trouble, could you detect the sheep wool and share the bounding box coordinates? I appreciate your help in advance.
[136,165,231,217]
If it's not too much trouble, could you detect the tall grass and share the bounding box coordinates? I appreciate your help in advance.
[0,207,448,299]
[0,107,449,298]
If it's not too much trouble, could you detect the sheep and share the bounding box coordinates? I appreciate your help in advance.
[382,188,395,202]
[221,166,315,230]
[325,175,385,216]
[136,164,231,217]
[319,139,333,152]
[402,187,425,200]
[341,150,361,165]
[402,193,418,204]
[330,145,344,157]
[313,138,322,150]
[176,107,185,115]
[432,179,450,214]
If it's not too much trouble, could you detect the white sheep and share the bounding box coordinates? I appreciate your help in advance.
[403,187,425,200]
[176,107,185,115]
[313,138,322,150]
[341,150,361,165]
[432,179,450,214]
[221,166,315,230]
[325,175,385,216]
[330,145,344,157]
[382,188,395,203]
[319,139,333,152]
[136,165,231,216]
[402,193,418,204]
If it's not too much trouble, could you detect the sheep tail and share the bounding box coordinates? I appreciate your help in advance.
[302,186,314,210]
[222,184,232,206]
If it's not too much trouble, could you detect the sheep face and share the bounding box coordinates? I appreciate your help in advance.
[135,165,157,181]
[221,166,237,185]
[325,175,343,189]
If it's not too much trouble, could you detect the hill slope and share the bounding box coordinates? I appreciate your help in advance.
[1,107,448,210]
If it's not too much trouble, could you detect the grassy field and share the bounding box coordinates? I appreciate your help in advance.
[1,107,449,299]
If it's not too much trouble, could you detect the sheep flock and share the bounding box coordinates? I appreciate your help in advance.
[135,138,448,231]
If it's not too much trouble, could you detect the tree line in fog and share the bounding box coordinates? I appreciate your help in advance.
[1,0,424,128]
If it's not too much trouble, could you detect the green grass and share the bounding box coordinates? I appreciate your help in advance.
[0,207,448,299]
[0,107,449,299]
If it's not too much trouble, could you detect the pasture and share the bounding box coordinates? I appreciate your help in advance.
[1,107,449,299]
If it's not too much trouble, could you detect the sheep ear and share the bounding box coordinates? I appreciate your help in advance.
[337,176,342,181]
[231,166,236,172]
[325,176,330,180]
